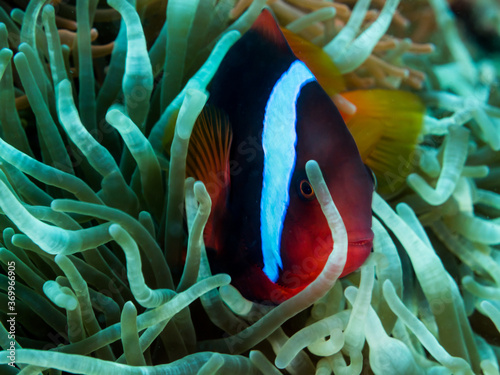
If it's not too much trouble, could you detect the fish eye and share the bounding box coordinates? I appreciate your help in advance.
[298,179,315,200]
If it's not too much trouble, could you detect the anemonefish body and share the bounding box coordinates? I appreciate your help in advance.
[181,9,376,303]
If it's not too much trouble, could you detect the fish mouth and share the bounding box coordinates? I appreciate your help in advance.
[348,239,373,247]
[341,236,374,277]
[347,230,374,248]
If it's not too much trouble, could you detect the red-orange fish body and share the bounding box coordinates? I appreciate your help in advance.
[184,10,376,303]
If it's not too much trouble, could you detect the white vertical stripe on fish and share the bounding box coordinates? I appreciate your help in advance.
[261,60,315,282]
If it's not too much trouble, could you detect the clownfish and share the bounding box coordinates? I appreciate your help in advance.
[183,9,374,303]
[168,9,424,303]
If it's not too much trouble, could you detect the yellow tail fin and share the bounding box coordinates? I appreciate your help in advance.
[341,89,425,197]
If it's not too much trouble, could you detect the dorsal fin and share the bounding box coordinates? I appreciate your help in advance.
[251,9,289,49]
[281,28,346,97]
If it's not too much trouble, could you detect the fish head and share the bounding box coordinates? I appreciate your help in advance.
[277,82,375,292]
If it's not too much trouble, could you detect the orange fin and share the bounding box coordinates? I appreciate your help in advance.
[187,106,233,250]
[281,28,345,96]
[186,106,232,189]
[340,89,425,197]
[252,9,289,49]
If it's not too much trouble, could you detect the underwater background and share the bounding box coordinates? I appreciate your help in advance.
[0,0,499,374]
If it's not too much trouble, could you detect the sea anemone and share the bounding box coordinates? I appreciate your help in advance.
[0,0,499,374]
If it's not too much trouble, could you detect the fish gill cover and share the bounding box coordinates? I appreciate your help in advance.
[0,0,498,374]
